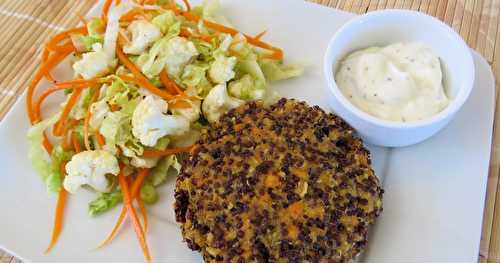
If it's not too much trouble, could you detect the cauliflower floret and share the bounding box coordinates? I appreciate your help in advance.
[89,100,109,130]
[73,43,116,80]
[63,150,119,193]
[172,100,201,123]
[132,96,190,146]
[123,20,162,55]
[209,56,237,84]
[163,36,199,76]
[202,84,244,123]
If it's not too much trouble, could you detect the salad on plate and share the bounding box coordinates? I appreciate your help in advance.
[26,0,302,261]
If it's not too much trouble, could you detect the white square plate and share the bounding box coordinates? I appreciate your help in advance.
[0,1,495,262]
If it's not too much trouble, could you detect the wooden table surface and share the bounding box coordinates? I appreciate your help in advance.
[0,0,498,262]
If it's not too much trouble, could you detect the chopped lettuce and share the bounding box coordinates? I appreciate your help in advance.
[229,33,253,58]
[136,22,182,79]
[153,137,170,150]
[101,78,145,159]
[181,63,213,96]
[228,74,265,100]
[236,55,266,83]
[259,60,304,81]
[46,145,73,193]
[149,155,181,187]
[140,182,158,204]
[88,190,122,216]
[192,39,216,62]
[27,114,70,193]
[71,18,105,52]
[71,88,98,120]
[27,115,73,193]
[87,17,105,36]
[151,11,178,34]
[105,79,141,115]
[71,34,104,52]
[203,0,220,18]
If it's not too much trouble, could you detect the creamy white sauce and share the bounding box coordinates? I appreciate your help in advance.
[335,42,449,122]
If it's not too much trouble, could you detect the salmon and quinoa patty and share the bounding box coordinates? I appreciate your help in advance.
[175,98,383,263]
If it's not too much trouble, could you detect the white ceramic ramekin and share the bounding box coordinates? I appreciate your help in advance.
[324,10,474,147]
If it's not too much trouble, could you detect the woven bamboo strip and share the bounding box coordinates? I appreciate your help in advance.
[0,1,74,84]
[0,0,94,112]
[0,1,65,82]
[0,0,28,27]
[459,0,476,45]
[0,0,35,34]
[0,1,52,79]
[419,0,431,14]
[476,0,493,58]
[386,0,397,8]
[468,0,485,48]
[367,0,379,11]
[428,0,439,16]
[484,1,499,61]
[0,1,73,110]
[444,0,458,25]
[410,0,422,10]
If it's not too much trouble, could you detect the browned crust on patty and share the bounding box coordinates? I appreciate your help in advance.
[175,98,383,263]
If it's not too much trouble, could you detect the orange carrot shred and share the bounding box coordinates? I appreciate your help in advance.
[42,134,53,154]
[179,27,213,43]
[84,87,101,150]
[142,145,194,158]
[110,104,121,112]
[34,84,92,123]
[175,10,284,60]
[96,132,106,146]
[137,196,148,234]
[34,86,67,123]
[116,46,178,101]
[97,207,127,248]
[27,46,75,124]
[44,162,68,254]
[61,130,72,151]
[55,78,111,88]
[53,88,83,136]
[41,48,55,82]
[254,30,267,40]
[118,168,152,262]
[71,132,82,153]
[97,169,150,248]
[120,9,143,22]
[159,69,184,95]
[102,0,114,20]
[78,14,88,25]
[46,27,87,52]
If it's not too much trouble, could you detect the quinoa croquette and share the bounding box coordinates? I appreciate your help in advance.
[175,98,383,262]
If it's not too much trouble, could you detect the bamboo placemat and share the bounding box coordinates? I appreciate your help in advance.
[0,0,498,262]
